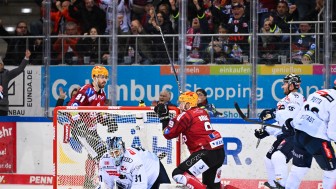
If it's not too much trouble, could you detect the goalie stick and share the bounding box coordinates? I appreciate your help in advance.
[234,102,281,129]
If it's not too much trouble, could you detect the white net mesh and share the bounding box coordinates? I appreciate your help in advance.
[54,106,180,189]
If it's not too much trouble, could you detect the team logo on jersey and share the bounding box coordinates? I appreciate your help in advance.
[104,161,109,165]
[120,166,127,171]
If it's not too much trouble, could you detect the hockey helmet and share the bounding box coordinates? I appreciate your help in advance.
[106,137,125,166]
[178,91,198,107]
[91,66,108,79]
[283,73,301,89]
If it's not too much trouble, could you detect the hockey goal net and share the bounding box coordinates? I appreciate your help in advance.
[53,106,182,189]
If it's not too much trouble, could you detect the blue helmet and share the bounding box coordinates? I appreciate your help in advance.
[106,137,125,166]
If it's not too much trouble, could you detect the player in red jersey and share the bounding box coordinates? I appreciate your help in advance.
[155,91,225,189]
[68,65,108,106]
[67,65,109,189]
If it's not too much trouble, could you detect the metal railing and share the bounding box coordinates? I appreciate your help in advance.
[0,31,335,65]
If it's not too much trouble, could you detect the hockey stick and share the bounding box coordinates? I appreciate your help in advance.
[152,9,182,94]
[234,102,281,129]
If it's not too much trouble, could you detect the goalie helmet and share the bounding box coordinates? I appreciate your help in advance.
[91,66,109,79]
[106,137,125,166]
[283,73,301,89]
[178,91,198,107]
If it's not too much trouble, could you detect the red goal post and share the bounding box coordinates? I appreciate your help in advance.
[53,106,182,189]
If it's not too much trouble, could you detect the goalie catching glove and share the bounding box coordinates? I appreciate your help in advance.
[259,108,276,121]
[254,128,269,139]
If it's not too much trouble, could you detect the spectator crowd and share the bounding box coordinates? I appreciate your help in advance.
[0,0,335,65]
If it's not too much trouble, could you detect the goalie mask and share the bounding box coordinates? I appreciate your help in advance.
[283,73,301,90]
[92,66,109,79]
[106,137,125,166]
[178,91,198,111]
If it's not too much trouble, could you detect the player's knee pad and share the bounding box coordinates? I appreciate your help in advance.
[314,154,336,171]
[323,170,336,189]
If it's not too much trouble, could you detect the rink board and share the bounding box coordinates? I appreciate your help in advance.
[0,118,326,189]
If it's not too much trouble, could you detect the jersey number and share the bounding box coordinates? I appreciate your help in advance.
[304,104,319,114]
[316,90,334,102]
[288,106,295,111]
[75,93,86,103]
[135,174,142,182]
[183,121,213,143]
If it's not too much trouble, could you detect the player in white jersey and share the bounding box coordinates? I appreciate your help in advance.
[97,137,170,189]
[284,81,336,189]
[254,73,305,189]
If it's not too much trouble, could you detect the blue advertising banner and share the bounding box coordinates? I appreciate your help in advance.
[46,65,336,111]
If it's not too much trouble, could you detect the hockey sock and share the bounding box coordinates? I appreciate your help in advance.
[271,151,288,186]
[322,169,336,189]
[264,156,276,187]
[285,165,309,189]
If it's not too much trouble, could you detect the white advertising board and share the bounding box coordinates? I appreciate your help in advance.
[0,120,324,188]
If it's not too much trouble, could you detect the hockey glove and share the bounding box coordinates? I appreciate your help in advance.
[259,109,276,121]
[282,118,295,136]
[154,103,169,120]
[254,128,269,139]
[116,175,131,189]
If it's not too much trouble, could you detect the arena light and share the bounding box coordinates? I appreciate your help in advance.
[5,26,15,32]
[21,8,32,14]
